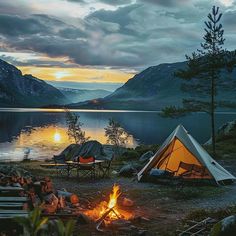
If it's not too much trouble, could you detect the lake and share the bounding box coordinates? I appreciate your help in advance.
[0,108,236,162]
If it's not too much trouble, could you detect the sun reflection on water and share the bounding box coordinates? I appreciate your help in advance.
[0,124,137,161]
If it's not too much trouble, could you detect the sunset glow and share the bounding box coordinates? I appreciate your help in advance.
[54,71,71,80]
[53,131,61,142]
[19,66,134,84]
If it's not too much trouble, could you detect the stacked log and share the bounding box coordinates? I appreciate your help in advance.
[0,165,80,215]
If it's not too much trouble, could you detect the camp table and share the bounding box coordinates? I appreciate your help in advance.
[40,163,67,168]
[65,160,105,177]
[40,160,105,177]
[40,163,70,176]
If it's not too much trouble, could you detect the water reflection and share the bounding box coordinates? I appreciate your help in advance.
[0,109,235,161]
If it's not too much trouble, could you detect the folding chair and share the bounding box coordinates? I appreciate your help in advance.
[53,154,70,177]
[77,156,96,179]
[101,155,114,178]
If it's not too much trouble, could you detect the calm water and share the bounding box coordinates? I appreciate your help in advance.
[0,108,236,161]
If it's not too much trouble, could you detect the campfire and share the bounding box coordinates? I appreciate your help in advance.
[84,184,133,230]
[0,166,140,233]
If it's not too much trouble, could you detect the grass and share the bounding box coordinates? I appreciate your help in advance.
[205,141,236,159]
[204,129,236,159]
[118,144,159,162]
[185,205,236,222]
[176,205,236,236]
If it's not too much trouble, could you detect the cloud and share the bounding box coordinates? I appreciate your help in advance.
[99,0,133,5]
[65,0,132,5]
[0,0,235,71]
[138,0,189,7]
[0,14,49,36]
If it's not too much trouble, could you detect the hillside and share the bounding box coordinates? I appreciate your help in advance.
[59,87,111,103]
[67,61,236,111]
[0,59,68,107]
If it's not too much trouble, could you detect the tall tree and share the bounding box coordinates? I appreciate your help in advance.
[171,6,235,155]
[65,109,90,145]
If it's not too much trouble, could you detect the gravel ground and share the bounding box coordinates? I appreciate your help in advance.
[50,159,236,235]
[12,158,236,235]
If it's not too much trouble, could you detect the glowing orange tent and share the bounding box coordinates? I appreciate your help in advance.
[137,125,235,184]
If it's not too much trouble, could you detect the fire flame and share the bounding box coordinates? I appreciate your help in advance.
[108,184,121,209]
[84,184,132,223]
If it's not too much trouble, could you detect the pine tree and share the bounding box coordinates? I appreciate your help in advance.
[173,6,235,155]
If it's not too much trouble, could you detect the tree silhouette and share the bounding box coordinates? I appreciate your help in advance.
[163,6,236,155]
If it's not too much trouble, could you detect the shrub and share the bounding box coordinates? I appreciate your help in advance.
[121,149,139,160]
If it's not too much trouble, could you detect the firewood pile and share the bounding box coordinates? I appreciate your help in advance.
[0,165,81,215]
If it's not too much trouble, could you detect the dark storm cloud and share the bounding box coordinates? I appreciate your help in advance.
[8,34,143,67]
[65,0,132,5]
[0,14,49,36]
[223,10,236,30]
[87,4,140,26]
[64,0,86,3]
[0,13,77,37]
[99,0,133,5]
[58,27,87,39]
[0,4,149,67]
[0,54,77,68]
[0,1,31,16]
[138,0,189,7]
[86,4,144,36]
[0,0,235,69]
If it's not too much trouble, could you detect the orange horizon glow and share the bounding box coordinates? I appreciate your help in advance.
[18,66,134,84]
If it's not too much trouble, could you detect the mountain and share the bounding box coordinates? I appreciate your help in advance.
[0,59,67,107]
[66,61,236,110]
[47,80,123,91]
[58,87,111,103]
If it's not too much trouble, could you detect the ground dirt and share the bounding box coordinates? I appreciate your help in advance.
[15,157,236,236]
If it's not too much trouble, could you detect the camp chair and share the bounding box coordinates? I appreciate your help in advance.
[53,154,71,177]
[101,155,114,178]
[77,156,96,179]
[174,161,207,178]
[192,165,208,178]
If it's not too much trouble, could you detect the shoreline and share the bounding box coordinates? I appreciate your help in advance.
[1,107,236,114]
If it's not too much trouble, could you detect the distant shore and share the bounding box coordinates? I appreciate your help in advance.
[1,107,236,114]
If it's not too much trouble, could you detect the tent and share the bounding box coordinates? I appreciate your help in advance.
[137,125,235,184]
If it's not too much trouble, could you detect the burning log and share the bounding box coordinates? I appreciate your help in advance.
[96,207,121,232]
[122,197,134,207]
[83,184,134,232]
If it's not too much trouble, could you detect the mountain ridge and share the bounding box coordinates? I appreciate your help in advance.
[0,59,68,107]
[65,60,236,110]
[58,87,111,103]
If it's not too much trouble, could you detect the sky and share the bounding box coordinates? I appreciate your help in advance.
[0,0,236,90]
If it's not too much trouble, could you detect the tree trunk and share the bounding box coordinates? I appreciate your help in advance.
[211,72,216,156]
[211,105,216,156]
